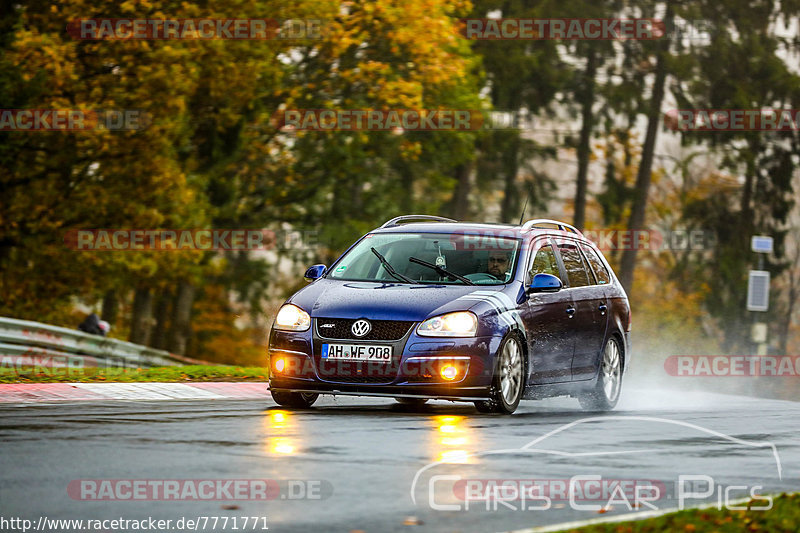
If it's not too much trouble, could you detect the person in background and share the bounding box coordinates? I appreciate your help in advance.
[77,313,109,336]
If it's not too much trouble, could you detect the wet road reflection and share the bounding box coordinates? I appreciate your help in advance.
[433,415,473,464]
[3,392,797,533]
[265,409,297,455]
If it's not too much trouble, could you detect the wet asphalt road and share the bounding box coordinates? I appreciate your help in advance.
[1,389,799,533]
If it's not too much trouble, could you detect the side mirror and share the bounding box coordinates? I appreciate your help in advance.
[304,264,327,282]
[528,273,563,293]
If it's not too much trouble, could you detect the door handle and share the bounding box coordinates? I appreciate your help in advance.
[598,304,607,315]
[566,307,576,318]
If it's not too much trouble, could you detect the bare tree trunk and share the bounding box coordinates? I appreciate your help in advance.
[734,150,758,353]
[777,245,799,354]
[601,156,622,264]
[168,282,195,355]
[618,5,673,292]
[573,47,598,231]
[500,137,521,223]
[101,289,118,326]
[778,285,796,355]
[150,291,172,350]
[400,165,414,213]
[129,287,152,346]
[448,162,473,220]
[739,142,757,240]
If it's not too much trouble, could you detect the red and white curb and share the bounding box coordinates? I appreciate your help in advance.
[0,382,269,403]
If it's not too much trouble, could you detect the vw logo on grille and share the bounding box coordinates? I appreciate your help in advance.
[351,319,371,337]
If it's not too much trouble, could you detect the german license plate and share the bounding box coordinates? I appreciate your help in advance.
[321,344,392,362]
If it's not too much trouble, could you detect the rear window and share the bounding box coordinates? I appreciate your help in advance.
[556,242,591,288]
[582,245,611,285]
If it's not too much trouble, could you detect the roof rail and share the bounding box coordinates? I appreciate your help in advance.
[380,215,457,228]
[520,218,582,236]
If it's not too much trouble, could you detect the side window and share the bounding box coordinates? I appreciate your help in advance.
[556,242,591,288]
[582,245,611,285]
[529,243,562,282]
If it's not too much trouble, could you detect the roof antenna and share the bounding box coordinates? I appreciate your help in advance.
[518,188,532,226]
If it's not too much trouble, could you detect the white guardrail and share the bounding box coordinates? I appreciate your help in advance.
[0,316,196,369]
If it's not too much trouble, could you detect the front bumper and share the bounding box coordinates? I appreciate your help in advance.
[268,383,490,402]
[268,326,501,400]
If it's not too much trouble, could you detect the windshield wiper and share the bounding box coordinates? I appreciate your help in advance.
[408,257,475,285]
[371,248,415,283]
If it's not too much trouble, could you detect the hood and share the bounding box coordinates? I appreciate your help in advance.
[288,279,512,321]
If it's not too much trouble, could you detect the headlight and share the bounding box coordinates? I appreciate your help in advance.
[274,304,311,331]
[417,311,477,337]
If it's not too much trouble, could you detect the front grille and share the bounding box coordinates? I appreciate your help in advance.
[315,318,414,341]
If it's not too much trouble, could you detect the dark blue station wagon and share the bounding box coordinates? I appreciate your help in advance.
[268,216,631,414]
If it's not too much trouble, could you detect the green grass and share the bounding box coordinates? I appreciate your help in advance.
[0,365,269,383]
[565,493,799,532]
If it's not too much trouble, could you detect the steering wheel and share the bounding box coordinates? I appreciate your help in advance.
[465,272,499,282]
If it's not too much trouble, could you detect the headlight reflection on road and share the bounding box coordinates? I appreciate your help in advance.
[271,438,295,455]
[269,410,288,429]
[265,410,296,455]
[434,415,472,464]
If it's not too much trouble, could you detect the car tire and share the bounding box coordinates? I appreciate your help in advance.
[270,390,319,408]
[474,335,524,414]
[473,400,497,413]
[395,397,428,408]
[578,336,623,411]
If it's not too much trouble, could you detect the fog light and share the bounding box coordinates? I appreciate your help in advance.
[440,365,458,381]
[274,358,286,373]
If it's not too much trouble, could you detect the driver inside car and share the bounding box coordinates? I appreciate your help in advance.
[486,251,512,280]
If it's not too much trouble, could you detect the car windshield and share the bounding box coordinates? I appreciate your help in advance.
[328,232,521,285]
